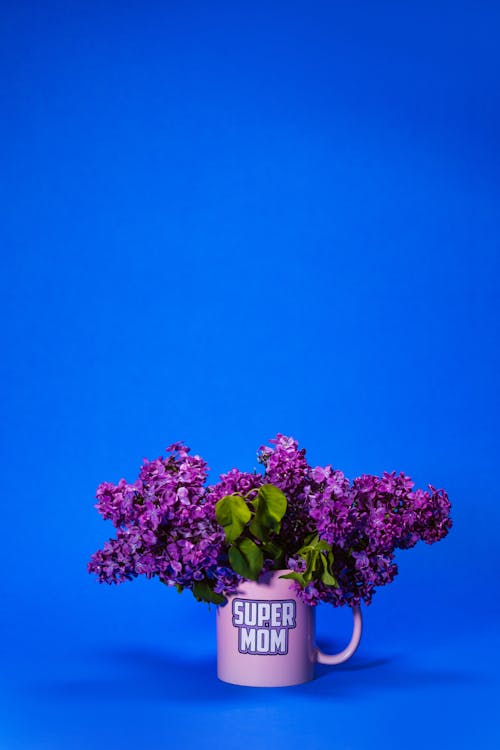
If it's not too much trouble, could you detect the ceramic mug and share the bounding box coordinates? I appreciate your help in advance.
[216,568,362,687]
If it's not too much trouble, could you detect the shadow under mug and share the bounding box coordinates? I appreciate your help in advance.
[216,568,362,687]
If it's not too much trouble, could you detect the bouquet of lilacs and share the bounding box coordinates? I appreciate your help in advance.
[88,435,452,607]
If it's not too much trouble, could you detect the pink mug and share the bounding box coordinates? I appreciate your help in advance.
[216,568,362,687]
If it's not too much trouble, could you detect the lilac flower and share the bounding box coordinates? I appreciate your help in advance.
[207,468,263,503]
[88,443,241,599]
[258,434,316,551]
[258,436,451,607]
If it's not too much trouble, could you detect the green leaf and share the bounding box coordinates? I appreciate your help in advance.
[302,549,319,584]
[261,539,285,562]
[320,568,338,586]
[315,540,332,552]
[279,571,306,586]
[302,532,318,546]
[259,484,288,523]
[280,535,338,590]
[228,537,264,580]
[250,484,287,538]
[215,494,251,542]
[319,554,338,586]
[192,580,226,605]
[299,533,330,552]
[248,516,268,542]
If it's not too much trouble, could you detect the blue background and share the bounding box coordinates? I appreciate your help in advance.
[1,1,499,748]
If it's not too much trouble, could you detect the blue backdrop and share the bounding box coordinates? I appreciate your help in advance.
[1,1,499,748]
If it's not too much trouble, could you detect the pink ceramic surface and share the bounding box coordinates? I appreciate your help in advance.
[216,569,362,687]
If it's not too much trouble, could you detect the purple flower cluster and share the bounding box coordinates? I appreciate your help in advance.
[88,443,240,597]
[258,435,452,607]
[89,434,452,608]
[258,435,316,553]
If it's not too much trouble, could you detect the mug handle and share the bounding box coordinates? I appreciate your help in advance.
[315,605,363,665]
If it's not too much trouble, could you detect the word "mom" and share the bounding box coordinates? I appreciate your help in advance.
[232,599,296,655]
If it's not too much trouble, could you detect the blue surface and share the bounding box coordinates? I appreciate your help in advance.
[1,1,499,748]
